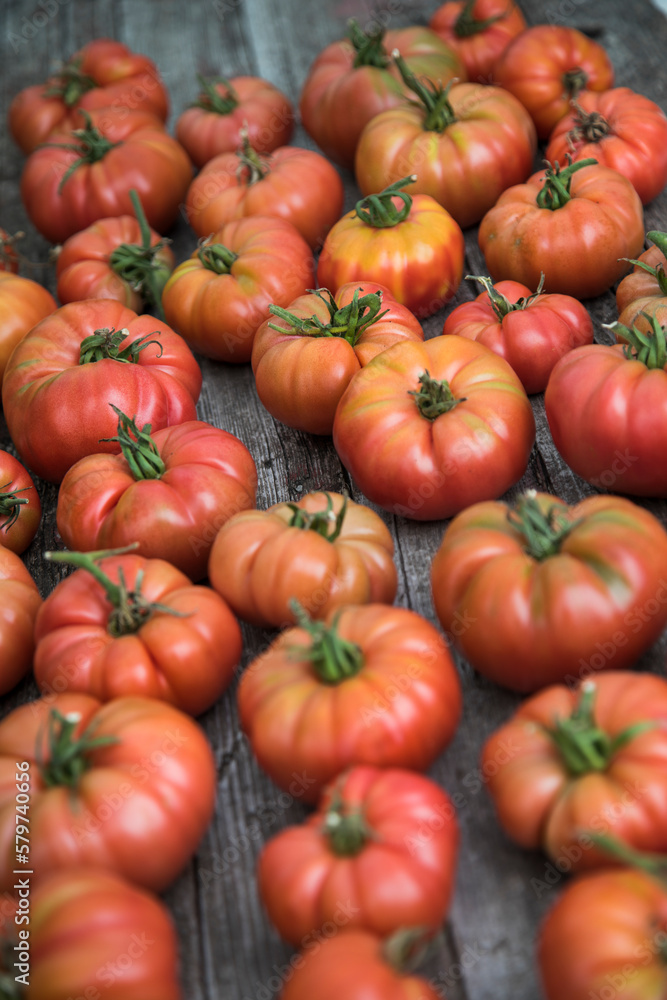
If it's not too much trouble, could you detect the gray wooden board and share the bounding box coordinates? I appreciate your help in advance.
[1,0,667,997]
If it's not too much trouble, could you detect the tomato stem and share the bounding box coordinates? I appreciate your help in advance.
[108,189,171,321]
[382,928,440,974]
[191,74,239,114]
[506,491,581,559]
[99,404,165,480]
[348,18,390,69]
[467,273,545,320]
[567,101,611,144]
[286,493,347,541]
[611,311,667,369]
[40,109,122,193]
[79,327,163,365]
[268,287,389,344]
[535,157,598,210]
[322,790,373,856]
[236,129,270,184]
[355,176,415,228]
[562,66,589,99]
[42,55,97,106]
[409,369,465,419]
[288,602,364,683]
[587,834,667,886]
[0,482,32,533]
[454,0,507,36]
[391,50,457,131]
[197,240,239,274]
[37,708,118,790]
[622,232,667,296]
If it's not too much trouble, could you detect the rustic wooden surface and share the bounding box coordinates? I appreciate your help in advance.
[2,1,667,997]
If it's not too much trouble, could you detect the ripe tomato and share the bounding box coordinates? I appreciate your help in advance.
[33,548,242,715]
[442,275,594,394]
[208,491,397,628]
[258,766,458,945]
[2,299,202,484]
[238,603,462,801]
[21,108,192,244]
[616,230,667,327]
[482,672,667,869]
[0,271,57,383]
[431,492,667,692]
[332,336,535,521]
[176,74,294,167]
[0,547,42,697]
[8,38,170,154]
[0,693,216,892]
[299,21,464,169]
[0,449,41,554]
[251,282,424,433]
[478,159,645,299]
[162,215,314,362]
[428,0,527,83]
[317,180,464,318]
[493,25,615,139]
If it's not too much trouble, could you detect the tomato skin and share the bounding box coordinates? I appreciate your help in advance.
[1,868,183,1000]
[431,493,667,693]
[478,164,645,299]
[176,75,294,168]
[493,25,615,139]
[162,216,314,363]
[185,145,343,251]
[0,271,57,383]
[251,281,424,434]
[2,299,202,484]
[428,0,527,83]
[317,195,464,319]
[616,242,667,327]
[237,604,462,802]
[8,39,170,154]
[537,868,667,1000]
[332,336,535,521]
[355,83,537,230]
[208,491,397,627]
[0,693,216,892]
[0,547,42,697]
[258,766,458,946]
[442,279,594,394]
[0,449,41,554]
[299,25,465,169]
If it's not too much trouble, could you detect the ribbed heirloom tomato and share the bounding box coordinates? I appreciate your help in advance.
[0,271,56,382]
[0,548,42,697]
[428,0,527,83]
[0,449,41,554]
[616,229,667,327]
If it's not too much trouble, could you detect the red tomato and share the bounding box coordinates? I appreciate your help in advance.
[176,75,294,167]
[431,492,667,692]
[482,672,667,868]
[33,549,242,715]
[428,0,527,83]
[8,38,170,154]
[208,491,397,627]
[0,271,57,383]
[184,138,343,251]
[332,336,535,521]
[538,866,667,1000]
[299,22,465,169]
[0,547,42,697]
[237,603,462,802]
[162,215,314,362]
[317,181,464,318]
[493,25,615,139]
[442,275,594,394]
[20,108,192,243]
[251,282,424,433]
[478,159,645,299]
[0,449,41,554]
[615,230,667,327]
[258,766,459,945]
[56,415,257,582]
[2,299,202,484]
[0,868,183,1000]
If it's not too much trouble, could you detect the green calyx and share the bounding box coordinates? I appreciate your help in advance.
[506,491,581,561]
[268,287,389,345]
[622,231,667,296]
[236,129,270,184]
[108,189,170,320]
[611,311,667,370]
[568,101,610,144]
[37,708,118,791]
[100,404,165,480]
[535,157,598,211]
[191,74,239,114]
[0,482,32,534]
[40,109,121,193]
[355,175,415,228]
[288,601,364,684]
[348,18,389,68]
[467,273,546,320]
[197,241,239,274]
[79,327,163,365]
[42,55,97,106]
[392,48,457,131]
[382,928,440,974]
[454,0,507,36]
[322,793,372,856]
[286,492,347,542]
[409,369,465,419]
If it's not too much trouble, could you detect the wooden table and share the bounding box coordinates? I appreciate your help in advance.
[2,1,667,997]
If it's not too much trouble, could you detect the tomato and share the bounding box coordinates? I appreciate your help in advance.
[537,866,667,1000]
[442,274,594,394]
[237,603,462,802]
[332,335,535,521]
[258,765,458,946]
[431,492,667,693]
[251,282,424,433]
[355,58,536,229]
[616,230,667,327]
[8,38,169,154]
[2,299,202,484]
[544,311,667,496]
[208,491,397,628]
[184,136,343,251]
[299,21,464,169]
[0,271,57,383]
[56,413,257,582]
[478,159,645,299]
[493,25,615,139]
[0,547,42,697]
[162,215,314,362]
[0,449,41,554]
[20,108,192,244]
[317,180,464,319]
[176,75,294,168]
[0,868,183,1000]
[0,692,216,892]
[482,672,667,869]
[428,0,527,83]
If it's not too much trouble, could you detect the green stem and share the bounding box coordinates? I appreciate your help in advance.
[382,928,441,974]
[611,311,667,369]
[191,74,239,114]
[588,835,667,890]
[454,0,507,36]
[39,110,121,193]
[236,130,270,184]
[391,50,457,131]
[267,287,389,344]
[506,491,582,560]
[286,493,347,541]
[535,157,598,210]
[197,242,239,274]
[562,66,589,99]
[288,602,364,683]
[108,189,171,320]
[78,327,163,365]
[348,18,389,68]
[0,482,32,533]
[466,273,545,320]
[37,708,119,791]
[99,404,165,480]
[322,792,373,856]
[355,176,415,228]
[42,55,97,106]
[409,370,465,419]
[620,232,667,297]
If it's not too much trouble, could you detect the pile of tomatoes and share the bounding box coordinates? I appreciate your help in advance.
[1,2,667,997]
